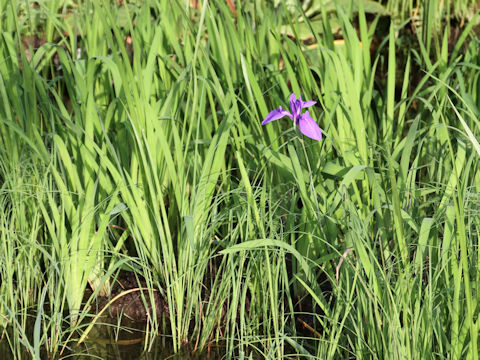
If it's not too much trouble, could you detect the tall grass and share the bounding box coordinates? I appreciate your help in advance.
[1,0,480,358]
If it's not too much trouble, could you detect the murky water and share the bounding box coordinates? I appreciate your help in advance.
[0,319,223,359]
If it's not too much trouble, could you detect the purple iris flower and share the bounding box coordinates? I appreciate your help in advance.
[262,93,322,141]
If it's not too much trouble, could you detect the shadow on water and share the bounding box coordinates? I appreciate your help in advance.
[0,271,227,359]
[0,318,224,360]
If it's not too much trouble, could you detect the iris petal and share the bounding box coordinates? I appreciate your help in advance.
[298,111,322,140]
[289,93,297,112]
[262,106,292,125]
[290,93,303,120]
[301,100,316,108]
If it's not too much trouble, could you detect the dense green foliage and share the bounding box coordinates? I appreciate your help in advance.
[1,0,480,358]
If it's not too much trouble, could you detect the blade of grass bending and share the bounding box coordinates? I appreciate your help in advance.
[447,96,480,158]
[220,239,330,318]
[78,288,156,345]
[282,335,312,357]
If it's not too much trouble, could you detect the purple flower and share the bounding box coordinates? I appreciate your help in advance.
[262,93,322,141]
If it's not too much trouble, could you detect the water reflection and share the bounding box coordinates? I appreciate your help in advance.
[1,318,222,359]
[73,319,218,360]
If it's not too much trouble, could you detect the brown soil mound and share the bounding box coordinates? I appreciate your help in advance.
[94,271,169,322]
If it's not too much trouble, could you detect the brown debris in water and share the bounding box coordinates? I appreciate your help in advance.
[95,271,168,322]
